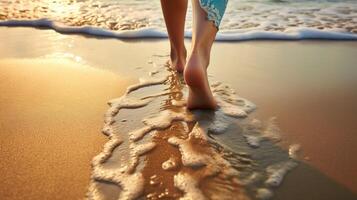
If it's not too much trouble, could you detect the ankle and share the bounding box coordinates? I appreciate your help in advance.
[170,45,187,72]
[192,39,212,54]
[170,44,187,59]
[189,48,210,68]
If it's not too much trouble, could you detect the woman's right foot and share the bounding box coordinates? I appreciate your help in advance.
[170,48,187,73]
[184,51,217,110]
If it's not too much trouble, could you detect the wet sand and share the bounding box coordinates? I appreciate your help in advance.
[0,58,135,199]
[0,27,357,199]
[209,41,357,196]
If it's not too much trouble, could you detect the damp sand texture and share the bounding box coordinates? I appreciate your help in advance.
[0,58,134,200]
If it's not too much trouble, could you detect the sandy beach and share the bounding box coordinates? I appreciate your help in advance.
[0,56,135,199]
[0,27,357,200]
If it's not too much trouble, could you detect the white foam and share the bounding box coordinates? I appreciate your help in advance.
[89,137,156,199]
[126,76,168,94]
[128,109,194,142]
[168,137,208,168]
[212,82,256,118]
[240,172,263,186]
[143,110,194,130]
[256,188,273,200]
[127,142,157,172]
[132,142,156,156]
[88,62,172,200]
[169,123,243,198]
[288,144,301,160]
[92,133,123,166]
[1,0,357,40]
[243,118,282,148]
[91,167,145,200]
[90,124,155,199]
[90,124,152,199]
[265,161,298,187]
[263,117,282,142]
[107,96,153,117]
[244,135,263,148]
[129,126,153,142]
[1,19,356,41]
[208,112,231,134]
[174,172,206,200]
[215,28,357,41]
[162,157,178,171]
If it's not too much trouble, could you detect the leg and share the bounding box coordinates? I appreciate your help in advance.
[160,0,188,72]
[184,0,219,109]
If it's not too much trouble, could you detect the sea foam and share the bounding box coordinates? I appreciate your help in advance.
[1,19,357,41]
[87,56,300,200]
[1,0,357,40]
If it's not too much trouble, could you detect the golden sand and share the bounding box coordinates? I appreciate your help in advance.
[0,58,134,200]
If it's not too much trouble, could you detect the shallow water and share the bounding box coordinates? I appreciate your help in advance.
[0,0,357,40]
[87,56,301,200]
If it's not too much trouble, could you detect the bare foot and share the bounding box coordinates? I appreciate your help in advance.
[184,51,217,110]
[170,48,187,73]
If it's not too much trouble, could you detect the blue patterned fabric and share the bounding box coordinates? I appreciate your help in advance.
[199,0,228,28]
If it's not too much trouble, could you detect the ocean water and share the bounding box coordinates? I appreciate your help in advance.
[0,0,357,40]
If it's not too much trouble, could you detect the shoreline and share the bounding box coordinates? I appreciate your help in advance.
[1,22,357,41]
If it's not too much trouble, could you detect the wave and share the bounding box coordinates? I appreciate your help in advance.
[1,19,357,41]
